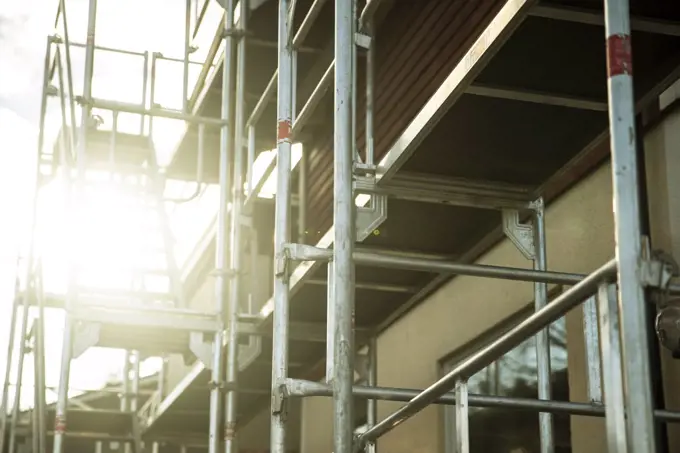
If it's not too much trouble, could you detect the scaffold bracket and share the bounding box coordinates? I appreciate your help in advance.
[72,322,100,359]
[502,209,535,260]
[189,332,214,369]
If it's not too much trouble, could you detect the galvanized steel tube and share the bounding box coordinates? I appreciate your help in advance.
[210,0,236,450]
[283,378,680,423]
[533,200,554,453]
[598,283,628,453]
[333,1,356,453]
[224,0,248,451]
[604,1,657,452]
[357,259,617,446]
[270,1,294,453]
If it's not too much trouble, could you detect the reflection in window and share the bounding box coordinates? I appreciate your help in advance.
[443,309,571,453]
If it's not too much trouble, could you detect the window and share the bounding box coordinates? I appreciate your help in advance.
[441,295,571,453]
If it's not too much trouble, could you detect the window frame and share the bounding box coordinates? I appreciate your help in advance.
[439,285,567,453]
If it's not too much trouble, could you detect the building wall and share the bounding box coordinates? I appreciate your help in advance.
[645,104,680,452]
[299,105,680,453]
[158,102,680,452]
[301,155,616,453]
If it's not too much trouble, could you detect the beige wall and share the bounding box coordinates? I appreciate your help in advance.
[301,161,616,453]
[160,105,680,453]
[299,106,680,453]
[646,106,680,451]
[161,248,280,450]
[301,161,618,453]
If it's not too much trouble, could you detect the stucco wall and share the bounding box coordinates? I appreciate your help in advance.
[301,160,617,453]
[299,106,680,453]
[645,105,680,452]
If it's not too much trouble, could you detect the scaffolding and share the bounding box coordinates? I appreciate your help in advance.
[2,0,680,453]
[264,1,680,453]
[1,0,241,452]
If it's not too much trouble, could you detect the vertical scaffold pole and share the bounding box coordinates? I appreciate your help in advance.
[183,0,192,114]
[8,303,30,453]
[333,0,356,453]
[0,287,18,453]
[603,1,656,452]
[34,269,47,453]
[225,0,248,451]
[130,352,140,412]
[141,51,149,134]
[53,0,97,451]
[0,279,18,453]
[598,283,628,453]
[365,20,375,167]
[271,0,293,451]
[365,337,378,453]
[210,0,236,451]
[533,198,554,453]
[455,380,469,453]
[0,33,53,453]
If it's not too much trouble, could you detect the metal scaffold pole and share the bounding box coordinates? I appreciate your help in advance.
[365,338,378,453]
[225,0,248,451]
[532,199,554,453]
[603,0,657,452]
[32,265,47,453]
[333,1,356,453]
[53,0,97,451]
[0,281,19,453]
[598,283,628,453]
[210,0,236,449]
[271,0,293,451]
[0,32,53,453]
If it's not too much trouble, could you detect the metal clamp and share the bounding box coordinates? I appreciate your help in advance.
[275,248,291,280]
[641,255,677,289]
[640,238,677,290]
[207,380,225,391]
[224,421,237,442]
[642,246,678,308]
[271,382,288,420]
[284,243,333,262]
[355,32,372,50]
[46,84,60,97]
[222,29,249,39]
[354,162,378,176]
[209,268,239,278]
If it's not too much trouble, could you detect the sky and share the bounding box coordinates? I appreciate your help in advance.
[0,0,301,413]
[0,0,195,410]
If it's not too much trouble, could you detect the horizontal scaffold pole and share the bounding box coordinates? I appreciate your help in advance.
[281,378,680,422]
[286,243,584,285]
[356,259,617,447]
[87,98,227,126]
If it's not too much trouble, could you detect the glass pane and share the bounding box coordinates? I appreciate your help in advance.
[444,315,571,453]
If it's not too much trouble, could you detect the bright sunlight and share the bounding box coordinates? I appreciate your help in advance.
[3,0,297,410]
